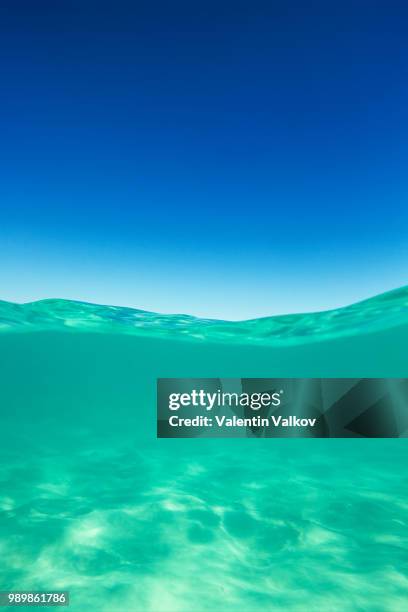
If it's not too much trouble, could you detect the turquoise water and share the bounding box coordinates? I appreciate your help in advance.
[0,289,408,610]
[2,285,408,346]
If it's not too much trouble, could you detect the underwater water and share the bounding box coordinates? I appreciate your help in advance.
[1,288,408,611]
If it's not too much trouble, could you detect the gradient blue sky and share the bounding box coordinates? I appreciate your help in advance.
[1,1,406,319]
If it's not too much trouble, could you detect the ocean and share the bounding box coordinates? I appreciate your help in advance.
[0,288,407,610]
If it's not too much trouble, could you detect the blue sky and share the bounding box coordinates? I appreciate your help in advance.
[0,1,406,319]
